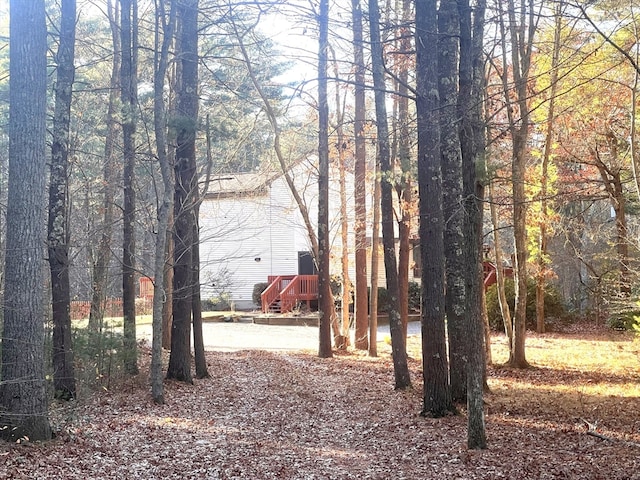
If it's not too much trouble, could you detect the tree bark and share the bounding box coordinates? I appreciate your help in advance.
[396,0,413,343]
[369,163,381,358]
[150,0,176,404]
[489,181,513,342]
[167,0,199,383]
[121,0,139,375]
[317,0,333,358]
[497,0,535,368]
[438,0,466,403]
[369,0,411,390]
[331,51,351,350]
[163,212,174,350]
[536,0,563,334]
[192,204,209,378]
[416,0,454,416]
[460,0,487,449]
[1,0,52,441]
[48,0,77,401]
[351,0,369,351]
[89,0,120,334]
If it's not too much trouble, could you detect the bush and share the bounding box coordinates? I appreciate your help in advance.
[607,310,640,331]
[253,282,269,307]
[203,294,232,311]
[69,327,127,395]
[486,278,568,331]
[377,286,389,313]
[408,281,421,313]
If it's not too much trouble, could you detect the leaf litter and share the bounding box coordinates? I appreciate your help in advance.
[1,326,639,479]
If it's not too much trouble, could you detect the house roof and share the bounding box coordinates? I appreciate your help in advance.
[203,170,282,199]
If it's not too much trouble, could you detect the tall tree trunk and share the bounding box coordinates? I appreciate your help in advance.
[396,0,413,342]
[48,0,77,401]
[192,203,209,378]
[233,12,341,342]
[536,0,563,334]
[89,0,120,334]
[167,0,199,382]
[0,0,52,441]
[163,212,174,350]
[489,182,513,342]
[594,158,631,297]
[498,0,535,368]
[121,0,139,375]
[369,161,381,358]
[369,0,411,390]
[351,0,369,351]
[438,0,466,403]
[416,0,454,416]
[330,52,351,350]
[460,0,487,449]
[317,0,333,358]
[150,0,176,404]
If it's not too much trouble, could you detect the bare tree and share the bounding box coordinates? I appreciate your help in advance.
[48,0,77,400]
[369,0,411,389]
[318,0,333,358]
[150,0,176,404]
[496,0,537,368]
[120,0,139,375]
[459,0,487,449]
[88,0,120,334]
[351,0,369,351]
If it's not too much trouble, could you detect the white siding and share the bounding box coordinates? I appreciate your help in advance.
[199,162,418,310]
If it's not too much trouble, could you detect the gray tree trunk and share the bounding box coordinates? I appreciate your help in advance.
[1,0,52,441]
[150,0,176,404]
[167,0,199,383]
[48,0,77,401]
[317,0,333,358]
[89,0,120,334]
[192,204,209,378]
[396,0,413,342]
[369,0,411,390]
[121,0,139,375]
[460,0,487,449]
[351,0,369,351]
[369,162,381,358]
[416,0,454,416]
[438,0,466,403]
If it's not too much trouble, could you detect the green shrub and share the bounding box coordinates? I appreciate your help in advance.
[607,310,640,331]
[408,281,421,313]
[486,278,568,331]
[253,282,269,307]
[375,286,389,313]
[203,293,231,311]
[70,327,127,394]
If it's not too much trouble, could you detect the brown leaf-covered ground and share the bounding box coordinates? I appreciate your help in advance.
[1,325,640,479]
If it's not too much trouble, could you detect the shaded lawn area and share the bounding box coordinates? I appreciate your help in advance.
[1,325,639,479]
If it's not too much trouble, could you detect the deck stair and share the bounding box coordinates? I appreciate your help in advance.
[261,275,318,314]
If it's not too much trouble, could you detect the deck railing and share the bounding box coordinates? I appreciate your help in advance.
[261,275,318,313]
[279,275,318,313]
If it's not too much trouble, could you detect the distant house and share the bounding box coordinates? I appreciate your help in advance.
[199,161,421,311]
[199,163,321,310]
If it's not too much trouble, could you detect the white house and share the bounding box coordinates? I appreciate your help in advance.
[199,160,420,311]
[199,161,322,310]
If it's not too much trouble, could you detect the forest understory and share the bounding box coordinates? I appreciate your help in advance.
[1,325,639,479]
